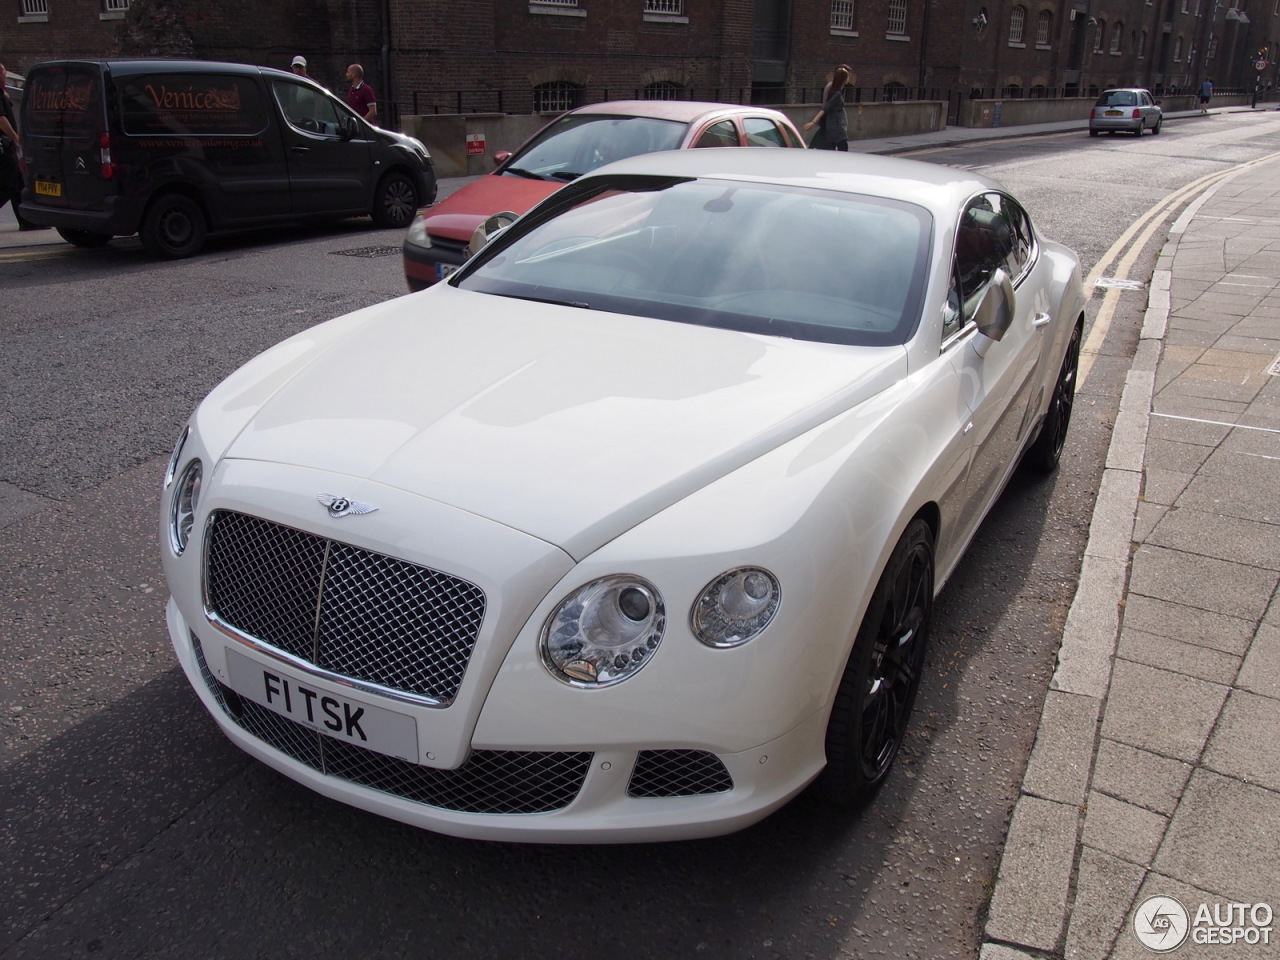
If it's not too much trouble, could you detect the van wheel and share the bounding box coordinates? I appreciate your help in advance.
[56,228,111,248]
[372,172,418,229]
[141,194,207,259]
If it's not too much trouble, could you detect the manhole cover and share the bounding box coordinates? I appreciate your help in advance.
[1093,276,1147,291]
[331,245,402,258]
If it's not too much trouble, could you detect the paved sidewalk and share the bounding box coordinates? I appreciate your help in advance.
[983,153,1280,958]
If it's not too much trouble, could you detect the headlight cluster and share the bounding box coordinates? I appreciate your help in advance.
[540,566,780,687]
[166,426,202,555]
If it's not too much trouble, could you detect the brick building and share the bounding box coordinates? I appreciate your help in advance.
[4,0,1276,122]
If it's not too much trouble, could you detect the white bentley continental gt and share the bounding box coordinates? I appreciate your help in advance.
[161,149,1086,843]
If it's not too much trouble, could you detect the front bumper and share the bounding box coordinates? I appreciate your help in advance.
[170,599,826,842]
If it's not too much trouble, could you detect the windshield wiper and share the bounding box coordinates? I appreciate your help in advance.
[504,167,547,180]
[494,292,591,309]
[551,171,582,181]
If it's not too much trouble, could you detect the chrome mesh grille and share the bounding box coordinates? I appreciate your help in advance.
[192,635,591,814]
[627,750,733,797]
[205,510,486,703]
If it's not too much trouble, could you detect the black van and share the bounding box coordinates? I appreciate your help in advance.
[18,59,437,258]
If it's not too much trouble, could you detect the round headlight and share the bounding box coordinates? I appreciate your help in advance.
[541,576,665,687]
[164,425,190,487]
[692,567,780,648]
[168,459,203,555]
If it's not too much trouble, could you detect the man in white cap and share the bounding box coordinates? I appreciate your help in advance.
[290,56,309,78]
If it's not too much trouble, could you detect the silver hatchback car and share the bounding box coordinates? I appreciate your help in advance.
[1089,88,1163,136]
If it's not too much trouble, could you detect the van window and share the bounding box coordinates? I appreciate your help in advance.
[273,80,348,137]
[23,65,102,139]
[119,74,269,136]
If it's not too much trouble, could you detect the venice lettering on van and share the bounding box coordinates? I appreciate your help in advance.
[30,81,93,113]
[143,83,242,112]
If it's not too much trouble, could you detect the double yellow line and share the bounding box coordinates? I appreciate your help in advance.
[1077,150,1280,387]
[0,245,73,264]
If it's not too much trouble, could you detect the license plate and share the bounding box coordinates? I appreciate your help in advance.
[1105,110,1123,116]
[34,180,62,197]
[224,648,419,762]
[436,262,458,281]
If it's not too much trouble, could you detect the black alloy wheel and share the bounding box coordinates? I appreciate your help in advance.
[816,518,934,804]
[1024,319,1082,472]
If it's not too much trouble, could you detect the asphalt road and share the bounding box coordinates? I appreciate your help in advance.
[4,111,1280,959]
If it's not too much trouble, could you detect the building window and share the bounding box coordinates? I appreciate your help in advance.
[644,0,683,13]
[643,81,684,100]
[21,0,50,14]
[887,0,906,36]
[1009,6,1026,43]
[1093,20,1106,53]
[1180,0,1188,12]
[1036,10,1052,45]
[1110,22,1123,53]
[831,0,855,31]
[1174,36,1183,61]
[103,0,130,9]
[534,81,582,112]
[1139,29,1147,57]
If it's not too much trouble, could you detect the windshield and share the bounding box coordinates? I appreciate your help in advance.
[456,175,933,347]
[503,114,687,182]
[1096,90,1139,107]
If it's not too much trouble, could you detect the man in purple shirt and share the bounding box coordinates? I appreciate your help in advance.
[345,64,377,124]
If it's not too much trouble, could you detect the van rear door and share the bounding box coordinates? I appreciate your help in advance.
[22,63,108,212]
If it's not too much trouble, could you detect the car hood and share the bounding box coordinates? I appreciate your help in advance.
[220,284,907,559]
[421,175,562,242]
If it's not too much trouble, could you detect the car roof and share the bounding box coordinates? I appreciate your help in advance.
[28,59,278,79]
[583,147,1002,220]
[1100,87,1151,93]
[566,99,793,123]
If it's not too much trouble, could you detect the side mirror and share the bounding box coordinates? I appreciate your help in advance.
[971,268,1015,356]
[493,150,512,165]
[342,116,359,140]
[466,211,519,258]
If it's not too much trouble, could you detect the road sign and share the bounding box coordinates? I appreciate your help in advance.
[1256,59,1269,71]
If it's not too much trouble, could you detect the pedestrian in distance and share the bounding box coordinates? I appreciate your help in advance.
[1199,77,1213,114]
[345,63,377,124]
[290,55,309,79]
[821,64,853,105]
[805,66,850,151]
[0,63,47,231]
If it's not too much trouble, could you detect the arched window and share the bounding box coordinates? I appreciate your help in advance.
[1110,23,1123,53]
[533,81,582,113]
[643,81,684,101]
[1093,20,1106,53]
[1036,10,1052,45]
[1174,36,1183,62]
[1009,5,1026,43]
[1139,30,1148,59]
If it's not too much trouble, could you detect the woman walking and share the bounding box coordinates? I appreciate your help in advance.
[805,66,850,151]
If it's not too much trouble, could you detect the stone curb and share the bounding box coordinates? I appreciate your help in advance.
[980,156,1269,956]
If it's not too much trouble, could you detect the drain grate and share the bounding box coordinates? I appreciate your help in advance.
[331,245,403,258]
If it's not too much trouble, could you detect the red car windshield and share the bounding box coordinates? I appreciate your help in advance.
[502,114,687,182]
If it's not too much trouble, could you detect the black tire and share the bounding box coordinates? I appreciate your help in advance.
[1152,117,1163,135]
[815,518,934,805]
[1024,320,1082,473]
[1135,123,1145,136]
[56,227,111,248]
[1089,128,1100,137]
[372,171,418,228]
[140,194,207,259]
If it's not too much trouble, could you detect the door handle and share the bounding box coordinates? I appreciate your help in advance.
[291,145,310,154]
[1033,312,1052,328]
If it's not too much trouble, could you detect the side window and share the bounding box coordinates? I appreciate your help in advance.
[119,73,269,136]
[954,195,1011,303]
[274,80,345,136]
[743,117,788,147]
[694,119,740,148]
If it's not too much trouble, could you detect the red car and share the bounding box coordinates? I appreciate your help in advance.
[402,100,805,290]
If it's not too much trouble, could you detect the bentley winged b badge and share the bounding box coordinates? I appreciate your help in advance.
[317,493,379,518]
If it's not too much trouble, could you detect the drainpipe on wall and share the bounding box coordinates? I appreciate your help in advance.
[381,0,392,128]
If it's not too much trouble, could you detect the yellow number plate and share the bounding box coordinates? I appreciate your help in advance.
[34,180,62,197]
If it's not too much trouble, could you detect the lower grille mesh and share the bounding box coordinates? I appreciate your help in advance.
[628,749,734,797]
[193,635,591,814]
